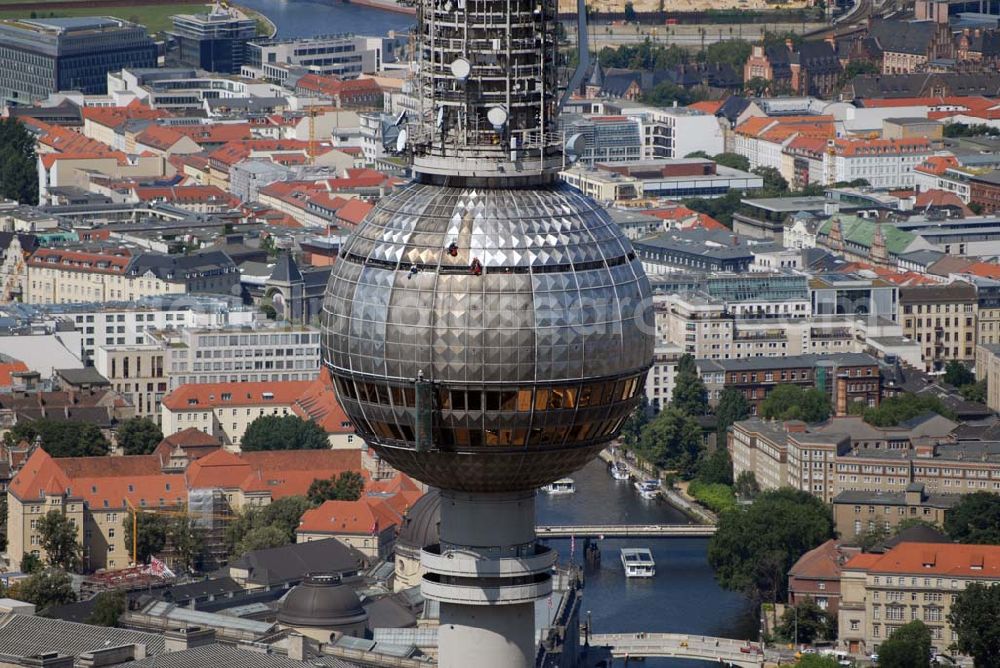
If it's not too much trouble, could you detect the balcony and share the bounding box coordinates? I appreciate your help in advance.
[421,544,555,579]
[421,572,552,606]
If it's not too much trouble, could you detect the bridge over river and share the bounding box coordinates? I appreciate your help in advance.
[536,524,717,538]
[590,633,765,667]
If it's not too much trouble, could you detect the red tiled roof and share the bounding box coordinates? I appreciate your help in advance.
[185,448,363,498]
[297,498,401,536]
[914,155,960,176]
[964,261,1000,279]
[134,185,236,206]
[40,152,127,170]
[831,137,932,157]
[161,381,313,411]
[292,367,353,434]
[335,199,373,226]
[687,100,724,114]
[914,189,972,215]
[845,542,1000,578]
[174,123,255,145]
[136,125,189,151]
[82,105,170,130]
[0,360,28,387]
[790,539,861,580]
[27,248,132,275]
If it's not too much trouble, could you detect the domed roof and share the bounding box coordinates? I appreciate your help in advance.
[277,574,368,629]
[397,489,440,550]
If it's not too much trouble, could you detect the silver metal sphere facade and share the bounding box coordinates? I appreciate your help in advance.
[321,180,653,492]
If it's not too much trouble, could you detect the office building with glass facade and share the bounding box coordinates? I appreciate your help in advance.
[170,10,257,74]
[0,17,156,105]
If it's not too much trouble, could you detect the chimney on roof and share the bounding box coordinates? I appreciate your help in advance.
[19,654,74,668]
[163,627,216,652]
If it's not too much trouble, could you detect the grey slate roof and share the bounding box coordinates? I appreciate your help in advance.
[228,538,366,586]
[0,614,165,658]
[129,250,236,279]
[832,489,961,508]
[270,253,303,283]
[870,20,938,56]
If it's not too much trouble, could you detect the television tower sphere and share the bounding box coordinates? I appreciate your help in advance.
[321,0,653,662]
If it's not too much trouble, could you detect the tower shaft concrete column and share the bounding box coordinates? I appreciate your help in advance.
[421,490,553,668]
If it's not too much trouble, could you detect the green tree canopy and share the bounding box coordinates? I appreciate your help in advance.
[634,407,704,477]
[672,354,708,416]
[683,190,745,227]
[943,123,1000,138]
[620,396,653,449]
[123,511,169,564]
[225,495,312,556]
[961,380,987,404]
[877,620,931,668]
[696,447,733,486]
[712,152,751,172]
[796,656,840,668]
[240,415,328,451]
[38,511,81,572]
[775,597,836,644]
[704,39,752,70]
[943,492,1000,544]
[20,552,43,574]
[11,569,76,613]
[0,118,38,204]
[734,470,760,500]
[235,525,289,556]
[944,361,975,388]
[116,417,163,456]
[707,488,834,603]
[759,385,831,423]
[168,514,205,573]
[949,583,1000,667]
[6,419,110,457]
[861,393,955,427]
[88,590,125,627]
[307,471,366,505]
[715,387,750,436]
[752,166,789,195]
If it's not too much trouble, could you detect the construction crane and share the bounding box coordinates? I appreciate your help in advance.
[307,106,319,165]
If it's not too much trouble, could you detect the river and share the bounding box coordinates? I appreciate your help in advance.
[238,0,415,39]
[536,459,756,667]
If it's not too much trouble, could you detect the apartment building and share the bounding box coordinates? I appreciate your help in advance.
[832,483,960,541]
[900,282,978,371]
[7,446,364,571]
[825,138,935,190]
[144,325,322,388]
[645,344,683,411]
[296,498,403,561]
[698,353,882,414]
[160,381,312,448]
[976,343,1000,412]
[838,543,1000,656]
[93,344,166,419]
[788,540,861,616]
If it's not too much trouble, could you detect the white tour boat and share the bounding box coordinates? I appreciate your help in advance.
[610,462,630,481]
[620,547,656,578]
[543,478,576,495]
[634,479,660,499]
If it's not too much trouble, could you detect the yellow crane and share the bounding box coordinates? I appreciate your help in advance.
[124,500,235,565]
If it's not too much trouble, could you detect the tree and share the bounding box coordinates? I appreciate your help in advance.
[753,166,789,195]
[12,569,76,612]
[620,396,653,448]
[949,583,1000,667]
[775,598,835,644]
[307,471,366,505]
[235,525,289,556]
[796,656,840,668]
[20,552,43,574]
[943,123,1000,138]
[225,495,312,555]
[634,407,704,477]
[712,152,751,172]
[962,380,987,404]
[733,470,760,501]
[37,511,81,572]
[697,447,733,486]
[944,361,975,388]
[672,354,708,416]
[704,39,752,70]
[944,492,1000,544]
[855,522,891,552]
[745,76,770,96]
[240,415,329,451]
[168,514,204,573]
[623,1,636,19]
[877,620,931,668]
[862,393,955,427]
[715,387,750,436]
[123,511,169,564]
[116,417,163,456]
[707,488,834,604]
[6,419,110,457]
[759,385,831,423]
[641,81,705,107]
[88,590,125,627]
[0,118,39,204]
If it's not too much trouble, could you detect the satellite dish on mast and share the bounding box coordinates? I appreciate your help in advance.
[436,106,445,129]
[396,128,408,154]
[487,106,508,129]
[450,58,471,81]
[565,133,586,163]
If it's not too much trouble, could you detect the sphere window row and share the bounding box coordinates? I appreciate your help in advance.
[334,375,642,412]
